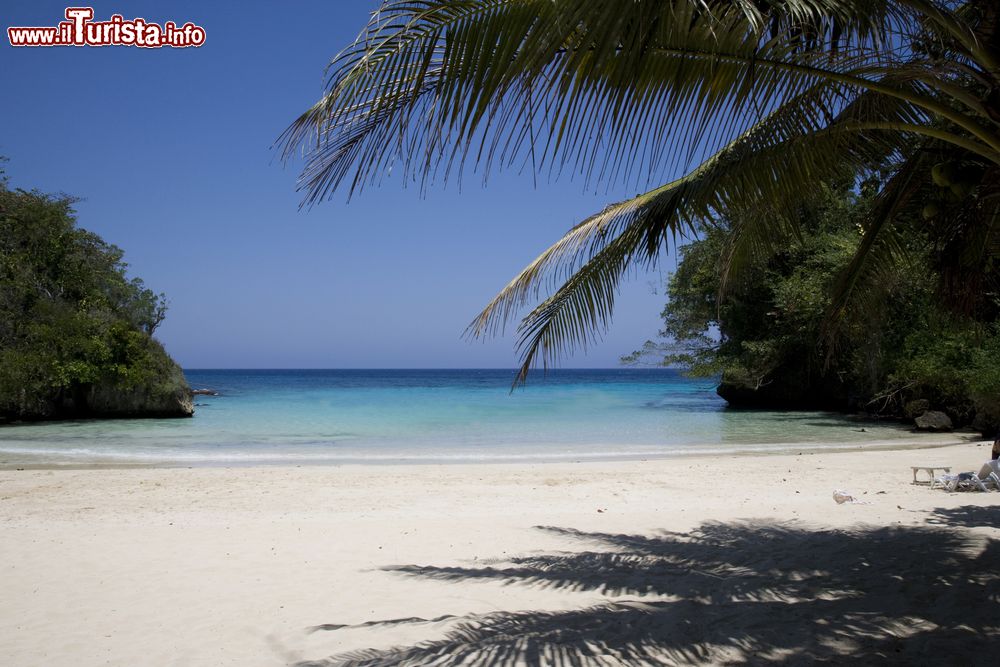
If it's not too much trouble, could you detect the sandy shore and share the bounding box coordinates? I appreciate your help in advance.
[1,441,997,666]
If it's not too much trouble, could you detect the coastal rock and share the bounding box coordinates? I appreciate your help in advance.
[904,399,930,419]
[86,375,193,418]
[3,339,193,422]
[716,371,849,410]
[914,410,953,432]
[83,340,192,418]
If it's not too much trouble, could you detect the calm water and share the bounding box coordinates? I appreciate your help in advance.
[0,369,917,466]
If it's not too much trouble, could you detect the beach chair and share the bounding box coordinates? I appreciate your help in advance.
[931,475,958,491]
[931,474,955,491]
[932,472,991,492]
[989,473,1000,490]
[957,474,991,492]
[976,461,1000,490]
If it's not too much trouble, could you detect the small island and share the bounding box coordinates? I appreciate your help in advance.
[0,170,191,423]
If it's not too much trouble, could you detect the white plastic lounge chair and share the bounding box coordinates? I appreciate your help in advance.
[975,462,1000,490]
[989,472,1000,490]
[978,460,1000,478]
[957,474,991,492]
[932,472,992,492]
[931,474,955,491]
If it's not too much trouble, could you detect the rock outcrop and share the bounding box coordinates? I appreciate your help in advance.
[716,368,851,411]
[914,410,953,432]
[2,339,193,422]
[85,365,193,418]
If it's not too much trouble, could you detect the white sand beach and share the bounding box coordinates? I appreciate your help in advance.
[1,440,998,666]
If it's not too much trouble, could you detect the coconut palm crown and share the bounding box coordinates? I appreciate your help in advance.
[281,0,1000,384]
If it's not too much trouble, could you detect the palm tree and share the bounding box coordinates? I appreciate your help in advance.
[280,0,1000,383]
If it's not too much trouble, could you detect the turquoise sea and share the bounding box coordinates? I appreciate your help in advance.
[0,369,920,466]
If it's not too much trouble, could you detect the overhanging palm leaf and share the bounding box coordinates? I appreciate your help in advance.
[476,79,936,381]
[282,0,1000,383]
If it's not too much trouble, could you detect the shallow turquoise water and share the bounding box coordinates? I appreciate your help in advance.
[0,369,917,465]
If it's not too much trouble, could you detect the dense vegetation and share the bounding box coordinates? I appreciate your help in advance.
[626,179,1000,434]
[0,166,191,421]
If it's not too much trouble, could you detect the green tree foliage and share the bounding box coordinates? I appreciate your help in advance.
[0,169,189,420]
[283,0,1000,384]
[888,323,1000,429]
[629,179,1000,432]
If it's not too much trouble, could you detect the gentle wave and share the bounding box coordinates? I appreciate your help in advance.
[0,369,924,466]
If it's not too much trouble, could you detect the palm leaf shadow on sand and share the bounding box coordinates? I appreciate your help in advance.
[926,504,1000,530]
[298,517,998,666]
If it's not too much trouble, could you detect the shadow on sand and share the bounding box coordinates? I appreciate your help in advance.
[298,514,998,666]
[926,504,1000,530]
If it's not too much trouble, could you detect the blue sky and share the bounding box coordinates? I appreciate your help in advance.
[1,1,678,369]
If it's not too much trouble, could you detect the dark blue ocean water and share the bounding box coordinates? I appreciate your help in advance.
[0,369,915,465]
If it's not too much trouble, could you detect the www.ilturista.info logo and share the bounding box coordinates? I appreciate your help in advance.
[7,7,205,48]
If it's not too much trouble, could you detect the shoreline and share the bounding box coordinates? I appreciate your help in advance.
[0,432,982,471]
[2,440,997,665]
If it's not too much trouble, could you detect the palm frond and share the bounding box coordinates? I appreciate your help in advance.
[283,0,1000,380]
[280,0,949,205]
[477,73,930,383]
